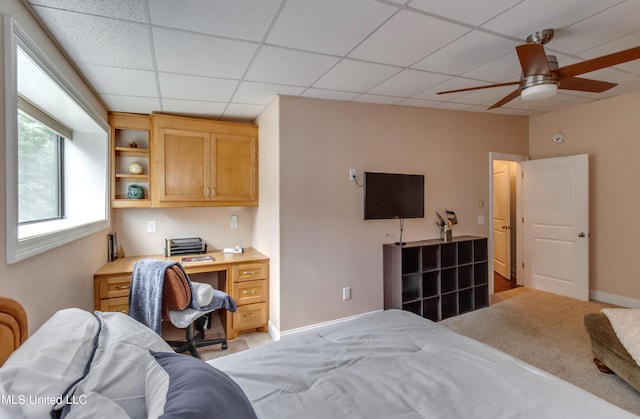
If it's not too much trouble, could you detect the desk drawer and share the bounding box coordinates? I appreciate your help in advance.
[233,280,266,305]
[98,276,131,299]
[232,302,266,330]
[232,263,267,282]
[99,297,129,314]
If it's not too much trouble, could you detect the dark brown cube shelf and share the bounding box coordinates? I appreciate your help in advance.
[383,236,489,322]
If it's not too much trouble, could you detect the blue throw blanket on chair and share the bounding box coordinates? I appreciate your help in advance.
[128,258,236,335]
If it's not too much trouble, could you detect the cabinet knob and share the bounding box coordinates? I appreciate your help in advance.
[578,232,586,237]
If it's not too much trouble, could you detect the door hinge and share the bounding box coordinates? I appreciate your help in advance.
[521,172,524,178]
[522,262,525,268]
[521,217,524,223]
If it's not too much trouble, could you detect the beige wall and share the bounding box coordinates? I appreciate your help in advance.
[529,91,640,301]
[274,96,529,331]
[112,207,253,256]
[0,1,109,331]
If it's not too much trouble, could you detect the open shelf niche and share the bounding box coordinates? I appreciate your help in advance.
[383,236,489,322]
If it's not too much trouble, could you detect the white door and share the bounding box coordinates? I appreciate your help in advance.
[493,162,510,278]
[521,154,589,301]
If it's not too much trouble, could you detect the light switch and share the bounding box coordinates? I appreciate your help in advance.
[478,215,485,225]
[230,215,238,229]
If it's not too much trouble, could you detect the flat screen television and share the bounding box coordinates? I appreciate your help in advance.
[364,172,424,220]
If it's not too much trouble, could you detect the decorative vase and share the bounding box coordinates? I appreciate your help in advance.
[128,162,143,175]
[440,225,453,242]
[127,184,144,199]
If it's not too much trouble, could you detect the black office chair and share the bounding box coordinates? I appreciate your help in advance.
[129,259,235,359]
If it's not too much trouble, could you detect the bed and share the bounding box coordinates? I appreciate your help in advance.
[0,306,635,418]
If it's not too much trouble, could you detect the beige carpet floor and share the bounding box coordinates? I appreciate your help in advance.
[441,287,640,416]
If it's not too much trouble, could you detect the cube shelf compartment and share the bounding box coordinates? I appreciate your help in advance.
[383,236,488,322]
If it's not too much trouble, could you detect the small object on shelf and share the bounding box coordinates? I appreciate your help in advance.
[223,247,244,254]
[441,225,453,242]
[164,237,207,256]
[128,141,138,148]
[127,184,144,199]
[128,162,143,175]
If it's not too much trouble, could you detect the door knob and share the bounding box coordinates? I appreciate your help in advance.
[578,232,586,237]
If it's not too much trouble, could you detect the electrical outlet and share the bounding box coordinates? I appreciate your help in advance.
[343,287,351,301]
[147,220,156,233]
[230,215,238,229]
[349,168,357,181]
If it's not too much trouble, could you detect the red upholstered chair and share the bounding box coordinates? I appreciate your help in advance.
[0,297,28,367]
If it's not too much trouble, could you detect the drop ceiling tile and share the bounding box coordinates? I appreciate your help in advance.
[408,0,520,26]
[368,69,450,97]
[579,32,640,74]
[395,98,442,108]
[158,73,238,102]
[456,85,519,106]
[551,2,640,55]
[349,9,469,66]
[233,82,304,105]
[435,102,475,111]
[161,99,226,118]
[462,52,521,83]
[412,31,518,75]
[352,94,402,105]
[29,0,146,22]
[266,0,396,55]
[32,6,153,69]
[223,103,266,120]
[78,64,157,96]
[153,28,257,79]
[148,0,281,41]
[245,45,340,86]
[301,88,360,101]
[101,94,161,114]
[313,59,400,92]
[481,0,622,40]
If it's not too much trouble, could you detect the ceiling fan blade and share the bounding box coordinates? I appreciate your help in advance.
[555,46,640,79]
[558,77,617,93]
[516,43,551,76]
[437,81,520,95]
[488,88,521,110]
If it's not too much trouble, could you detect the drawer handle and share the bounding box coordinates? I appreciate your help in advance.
[242,290,257,295]
[243,313,257,319]
[242,271,257,275]
[115,285,130,290]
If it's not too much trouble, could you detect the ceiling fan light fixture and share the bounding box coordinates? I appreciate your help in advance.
[520,83,557,101]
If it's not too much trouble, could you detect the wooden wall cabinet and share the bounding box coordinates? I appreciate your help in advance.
[151,114,258,207]
[109,113,152,208]
[383,236,489,322]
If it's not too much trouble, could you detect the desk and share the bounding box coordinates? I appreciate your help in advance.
[93,248,269,339]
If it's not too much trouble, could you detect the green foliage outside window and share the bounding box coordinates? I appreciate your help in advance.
[17,110,62,223]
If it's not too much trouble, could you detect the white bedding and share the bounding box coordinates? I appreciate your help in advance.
[209,310,635,419]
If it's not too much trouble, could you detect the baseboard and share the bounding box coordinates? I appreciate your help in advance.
[590,290,640,308]
[267,320,280,341]
[273,310,383,340]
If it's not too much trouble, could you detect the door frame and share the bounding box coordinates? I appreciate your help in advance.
[488,152,528,294]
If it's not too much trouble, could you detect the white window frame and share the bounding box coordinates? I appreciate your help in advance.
[4,17,110,264]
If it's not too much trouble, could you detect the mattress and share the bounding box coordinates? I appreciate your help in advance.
[209,309,635,419]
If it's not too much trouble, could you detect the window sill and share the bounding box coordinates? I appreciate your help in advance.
[8,219,109,264]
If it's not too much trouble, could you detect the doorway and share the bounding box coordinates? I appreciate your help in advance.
[488,152,528,294]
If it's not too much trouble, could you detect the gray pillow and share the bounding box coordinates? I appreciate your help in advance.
[150,351,257,419]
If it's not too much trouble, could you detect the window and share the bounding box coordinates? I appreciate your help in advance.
[17,104,65,224]
[5,18,109,263]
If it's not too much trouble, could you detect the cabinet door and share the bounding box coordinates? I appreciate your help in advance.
[155,128,212,202]
[212,134,257,203]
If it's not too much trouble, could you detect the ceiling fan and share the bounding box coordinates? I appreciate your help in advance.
[437,29,640,109]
